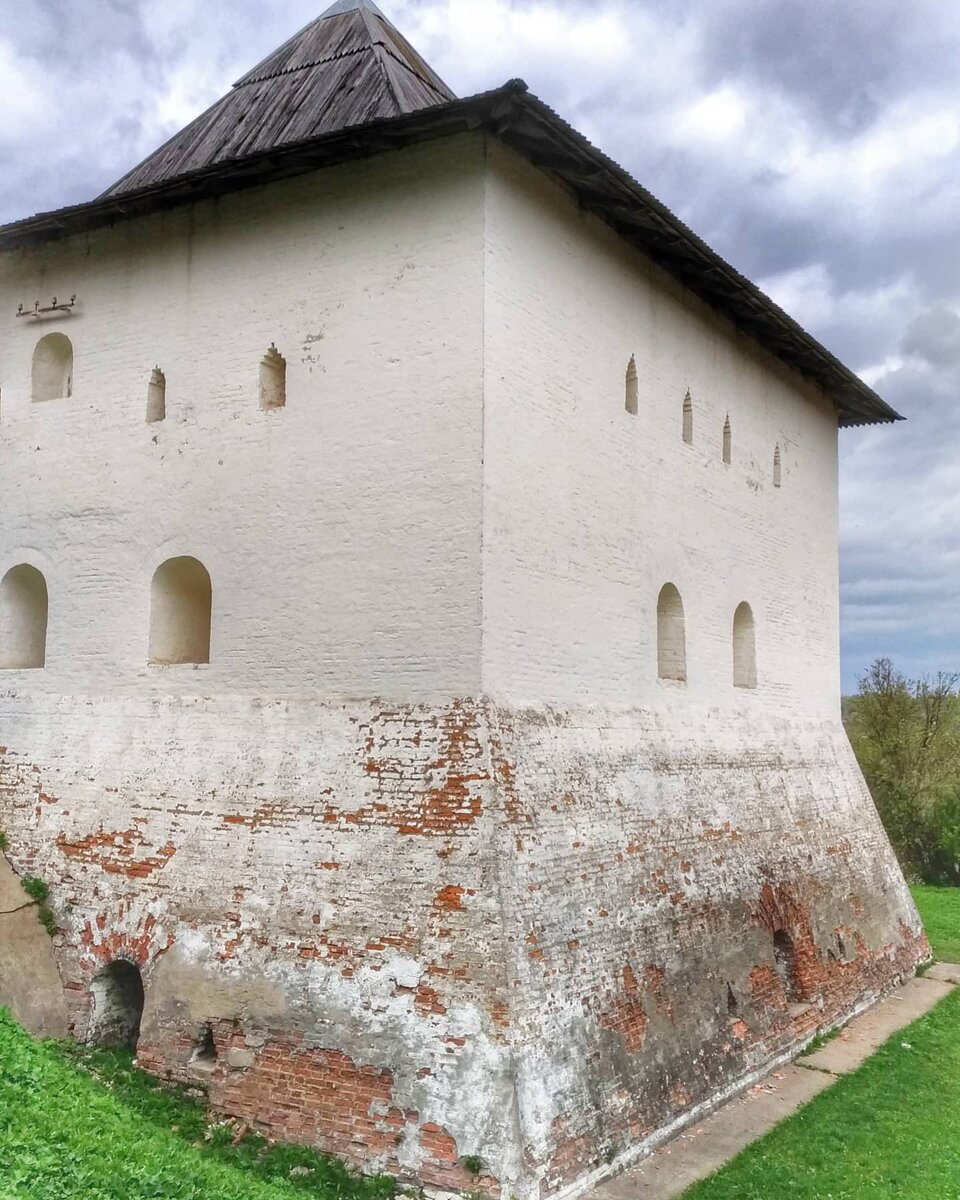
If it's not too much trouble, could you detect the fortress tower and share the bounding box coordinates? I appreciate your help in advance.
[0,3,926,1197]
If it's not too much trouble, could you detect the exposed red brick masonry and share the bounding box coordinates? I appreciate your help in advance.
[0,699,927,1198]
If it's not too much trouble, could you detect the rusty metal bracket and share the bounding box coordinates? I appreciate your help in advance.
[16,295,77,319]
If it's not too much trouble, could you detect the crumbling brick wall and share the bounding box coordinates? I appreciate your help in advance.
[0,695,925,1200]
[489,703,926,1195]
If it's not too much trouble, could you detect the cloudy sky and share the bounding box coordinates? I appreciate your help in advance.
[2,0,957,692]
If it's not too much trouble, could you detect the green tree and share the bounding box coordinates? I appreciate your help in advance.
[846,658,960,882]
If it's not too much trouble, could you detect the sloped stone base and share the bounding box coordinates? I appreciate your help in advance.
[0,695,925,1198]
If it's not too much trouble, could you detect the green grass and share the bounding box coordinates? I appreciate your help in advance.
[0,1011,395,1200]
[681,886,960,1198]
[912,884,960,962]
[683,991,960,1198]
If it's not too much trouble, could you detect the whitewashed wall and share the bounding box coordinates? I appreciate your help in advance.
[0,137,485,701]
[481,142,840,718]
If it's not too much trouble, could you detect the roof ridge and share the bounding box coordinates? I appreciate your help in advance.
[362,6,403,113]
[376,39,448,93]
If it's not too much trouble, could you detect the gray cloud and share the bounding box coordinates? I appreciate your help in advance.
[693,0,956,134]
[1,0,957,690]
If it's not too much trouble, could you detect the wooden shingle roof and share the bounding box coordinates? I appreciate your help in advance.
[101,0,455,198]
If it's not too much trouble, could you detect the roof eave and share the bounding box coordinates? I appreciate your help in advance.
[492,91,903,427]
[0,87,511,245]
[0,80,900,426]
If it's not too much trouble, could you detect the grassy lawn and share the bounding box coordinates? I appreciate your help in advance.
[0,1010,395,1200]
[681,886,960,1199]
[912,884,960,962]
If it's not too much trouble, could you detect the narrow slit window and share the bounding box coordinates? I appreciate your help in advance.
[149,557,212,665]
[682,390,693,445]
[773,444,782,488]
[657,583,687,682]
[146,368,166,423]
[259,345,286,411]
[732,601,757,689]
[722,416,731,464]
[0,564,48,669]
[625,356,638,416]
[32,333,73,402]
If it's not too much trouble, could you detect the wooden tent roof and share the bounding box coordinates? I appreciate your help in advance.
[0,7,900,427]
[102,0,455,198]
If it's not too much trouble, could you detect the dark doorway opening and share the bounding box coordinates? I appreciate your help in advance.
[191,1023,217,1069]
[773,930,802,1003]
[88,960,145,1049]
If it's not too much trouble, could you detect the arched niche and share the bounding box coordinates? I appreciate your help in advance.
[657,583,687,682]
[625,356,638,416]
[149,556,212,665]
[732,601,757,689]
[32,333,73,402]
[682,390,693,445]
[146,367,166,423]
[259,345,287,411]
[0,564,48,669]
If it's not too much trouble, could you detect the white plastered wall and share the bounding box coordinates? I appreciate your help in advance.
[480,141,842,719]
[0,136,486,702]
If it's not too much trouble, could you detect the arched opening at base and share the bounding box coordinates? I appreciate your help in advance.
[773,930,802,1003]
[191,1023,217,1069]
[87,961,145,1049]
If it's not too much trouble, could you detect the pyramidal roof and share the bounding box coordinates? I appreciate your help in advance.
[102,0,456,198]
[2,9,900,427]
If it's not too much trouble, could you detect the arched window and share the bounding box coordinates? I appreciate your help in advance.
[149,557,211,665]
[146,367,166,423]
[0,564,48,669]
[682,390,693,445]
[259,345,286,411]
[657,583,686,682]
[773,444,782,488]
[87,961,145,1049]
[722,416,731,464]
[732,601,757,689]
[625,356,638,416]
[32,333,73,401]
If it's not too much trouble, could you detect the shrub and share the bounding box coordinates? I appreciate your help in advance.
[37,906,58,937]
[21,877,50,904]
